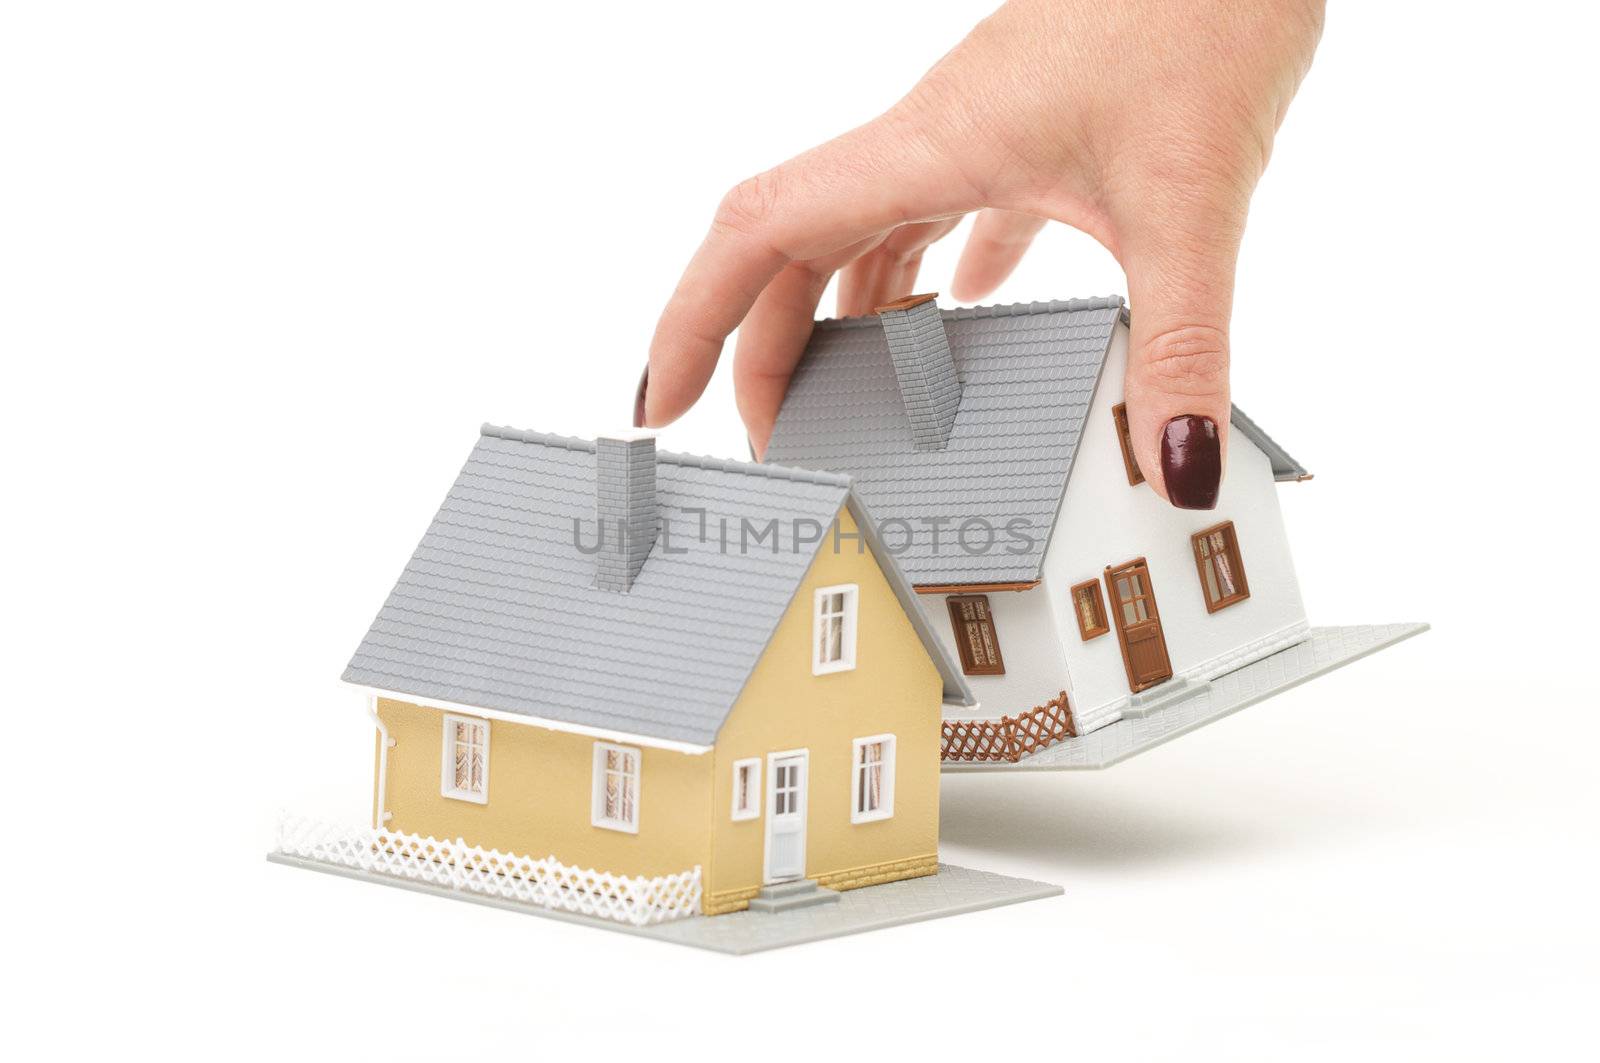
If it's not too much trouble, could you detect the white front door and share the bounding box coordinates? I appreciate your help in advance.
[764,750,808,883]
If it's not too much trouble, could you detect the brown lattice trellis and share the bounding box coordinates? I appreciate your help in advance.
[941,691,1075,763]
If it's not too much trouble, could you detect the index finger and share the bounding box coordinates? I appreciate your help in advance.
[643,119,978,427]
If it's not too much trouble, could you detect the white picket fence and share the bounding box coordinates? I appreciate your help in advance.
[275,815,701,926]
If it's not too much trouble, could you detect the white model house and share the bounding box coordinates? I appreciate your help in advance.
[764,294,1321,763]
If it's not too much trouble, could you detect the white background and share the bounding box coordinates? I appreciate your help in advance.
[4,2,1597,1059]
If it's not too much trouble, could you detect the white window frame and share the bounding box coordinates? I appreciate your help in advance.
[591,741,641,833]
[812,583,860,675]
[440,713,489,804]
[730,757,762,821]
[850,734,896,824]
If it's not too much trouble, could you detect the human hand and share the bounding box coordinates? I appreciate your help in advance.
[641,0,1324,509]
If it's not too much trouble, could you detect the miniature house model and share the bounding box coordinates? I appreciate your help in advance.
[765,295,1318,764]
[337,427,975,915]
[274,296,1422,943]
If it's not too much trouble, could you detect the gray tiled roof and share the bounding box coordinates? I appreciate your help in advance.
[1230,405,1312,482]
[343,426,971,747]
[764,297,1309,586]
[766,298,1126,585]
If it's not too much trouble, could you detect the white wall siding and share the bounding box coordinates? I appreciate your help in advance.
[1040,323,1310,733]
[920,586,1073,722]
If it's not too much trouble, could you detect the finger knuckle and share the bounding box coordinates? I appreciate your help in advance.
[882,238,926,267]
[1139,324,1229,395]
[714,172,784,238]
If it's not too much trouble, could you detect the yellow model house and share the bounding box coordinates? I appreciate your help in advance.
[343,426,974,914]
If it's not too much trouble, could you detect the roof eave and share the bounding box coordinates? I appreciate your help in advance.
[1230,406,1313,482]
[349,681,716,754]
[914,580,1041,595]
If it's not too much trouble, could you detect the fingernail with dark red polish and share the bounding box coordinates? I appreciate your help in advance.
[632,364,649,429]
[1161,415,1221,510]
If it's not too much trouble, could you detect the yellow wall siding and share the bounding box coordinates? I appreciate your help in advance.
[705,507,944,911]
[374,697,713,879]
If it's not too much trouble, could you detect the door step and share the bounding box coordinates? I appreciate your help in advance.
[1121,677,1207,719]
[747,879,841,913]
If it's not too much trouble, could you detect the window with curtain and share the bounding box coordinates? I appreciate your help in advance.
[852,735,896,823]
[1071,580,1109,640]
[731,758,760,821]
[813,584,859,674]
[1192,521,1251,612]
[441,715,488,803]
[592,742,641,832]
[1112,403,1146,486]
[946,594,1005,675]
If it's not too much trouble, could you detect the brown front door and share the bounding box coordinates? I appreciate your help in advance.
[1105,558,1173,692]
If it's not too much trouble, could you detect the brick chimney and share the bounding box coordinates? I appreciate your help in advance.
[876,293,961,451]
[593,430,659,592]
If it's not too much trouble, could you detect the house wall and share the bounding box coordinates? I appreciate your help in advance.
[704,506,945,914]
[914,585,1073,722]
[1039,322,1310,734]
[372,696,713,879]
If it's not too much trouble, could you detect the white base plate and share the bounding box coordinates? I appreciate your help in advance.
[943,623,1429,772]
[268,855,1061,955]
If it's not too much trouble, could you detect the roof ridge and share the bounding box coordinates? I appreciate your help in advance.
[480,423,597,452]
[812,295,1127,331]
[657,449,853,488]
[478,423,853,489]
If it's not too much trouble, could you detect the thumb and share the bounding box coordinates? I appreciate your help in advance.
[1120,216,1243,510]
